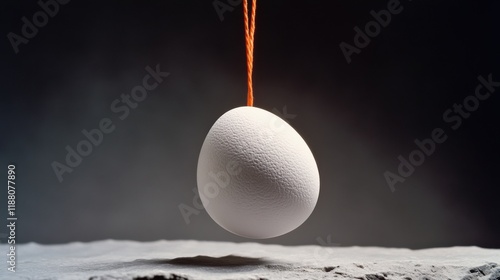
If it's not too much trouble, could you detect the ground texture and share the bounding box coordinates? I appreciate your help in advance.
[1,240,499,280]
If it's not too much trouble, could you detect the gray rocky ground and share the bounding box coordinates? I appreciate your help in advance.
[1,240,499,280]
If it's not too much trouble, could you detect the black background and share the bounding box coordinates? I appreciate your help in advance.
[1,0,499,249]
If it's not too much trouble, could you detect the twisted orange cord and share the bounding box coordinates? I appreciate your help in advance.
[243,0,257,106]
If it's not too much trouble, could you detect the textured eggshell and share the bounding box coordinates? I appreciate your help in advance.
[197,106,320,239]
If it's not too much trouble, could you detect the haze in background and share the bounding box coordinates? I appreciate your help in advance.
[0,0,499,248]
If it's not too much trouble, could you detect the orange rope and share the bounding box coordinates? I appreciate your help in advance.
[243,0,256,106]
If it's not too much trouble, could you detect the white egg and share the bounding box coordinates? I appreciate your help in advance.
[197,106,320,239]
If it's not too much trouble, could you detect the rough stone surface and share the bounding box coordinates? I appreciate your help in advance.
[1,240,499,280]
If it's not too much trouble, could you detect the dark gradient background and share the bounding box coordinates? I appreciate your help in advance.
[1,0,499,249]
